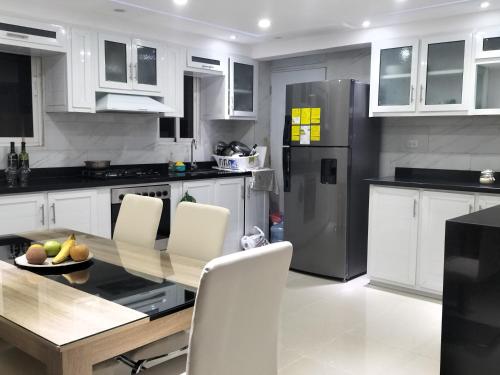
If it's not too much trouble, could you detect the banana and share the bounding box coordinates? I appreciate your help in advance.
[52,233,76,264]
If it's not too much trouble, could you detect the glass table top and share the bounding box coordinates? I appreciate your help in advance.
[0,233,196,320]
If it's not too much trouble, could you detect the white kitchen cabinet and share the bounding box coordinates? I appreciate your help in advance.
[418,34,472,112]
[181,180,215,205]
[47,190,98,235]
[370,33,472,116]
[201,56,258,120]
[98,34,162,93]
[214,178,245,254]
[367,186,419,287]
[370,38,420,114]
[476,194,500,211]
[0,194,47,236]
[244,177,269,238]
[44,28,96,113]
[163,45,185,118]
[417,191,475,294]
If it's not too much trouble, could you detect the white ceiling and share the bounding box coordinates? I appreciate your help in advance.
[3,0,500,44]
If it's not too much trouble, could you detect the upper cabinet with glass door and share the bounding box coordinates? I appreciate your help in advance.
[418,34,471,112]
[370,38,419,114]
[229,56,258,118]
[370,34,472,116]
[473,27,500,115]
[98,34,162,93]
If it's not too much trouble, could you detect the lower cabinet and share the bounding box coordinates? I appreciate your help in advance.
[0,193,47,236]
[48,190,98,235]
[417,191,474,294]
[0,189,110,238]
[181,177,245,254]
[367,186,419,287]
[368,185,500,296]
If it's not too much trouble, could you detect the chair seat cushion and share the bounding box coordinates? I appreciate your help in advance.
[125,330,189,361]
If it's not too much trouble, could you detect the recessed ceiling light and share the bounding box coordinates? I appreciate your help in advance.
[258,18,271,29]
[113,8,126,13]
[480,1,490,8]
[362,20,371,28]
[173,0,188,6]
[230,35,237,40]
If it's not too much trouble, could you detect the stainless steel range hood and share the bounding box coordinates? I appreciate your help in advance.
[96,93,173,113]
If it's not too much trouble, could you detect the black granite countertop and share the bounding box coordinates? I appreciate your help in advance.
[448,204,500,228]
[366,167,500,194]
[0,162,251,195]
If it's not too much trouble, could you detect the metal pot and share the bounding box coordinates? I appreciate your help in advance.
[84,160,111,170]
[229,141,252,156]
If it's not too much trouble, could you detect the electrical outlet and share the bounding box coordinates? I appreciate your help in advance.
[407,139,419,149]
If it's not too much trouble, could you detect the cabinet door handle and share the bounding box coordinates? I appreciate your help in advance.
[413,199,417,218]
[133,63,137,82]
[51,203,56,224]
[479,205,483,210]
[469,204,473,213]
[410,85,415,103]
[241,185,245,200]
[40,204,45,226]
[129,63,133,81]
[420,85,424,104]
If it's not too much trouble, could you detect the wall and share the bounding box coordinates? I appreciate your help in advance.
[380,116,500,177]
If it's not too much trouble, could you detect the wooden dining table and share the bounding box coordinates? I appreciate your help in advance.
[0,229,206,375]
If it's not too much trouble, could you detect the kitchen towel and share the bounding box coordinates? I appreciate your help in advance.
[251,169,278,194]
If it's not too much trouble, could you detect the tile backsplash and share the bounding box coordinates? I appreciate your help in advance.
[380,116,500,176]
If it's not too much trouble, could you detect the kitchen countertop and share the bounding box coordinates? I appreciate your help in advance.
[0,163,252,195]
[366,167,500,194]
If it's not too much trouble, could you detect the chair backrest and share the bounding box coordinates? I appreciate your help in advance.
[168,202,230,262]
[113,194,163,248]
[186,241,293,375]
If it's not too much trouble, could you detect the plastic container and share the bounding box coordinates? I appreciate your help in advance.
[213,154,260,171]
[270,222,284,243]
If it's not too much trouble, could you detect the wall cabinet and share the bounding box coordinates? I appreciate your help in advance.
[201,56,258,120]
[368,185,500,296]
[98,34,162,93]
[367,186,419,286]
[0,189,110,238]
[370,33,472,116]
[44,28,96,113]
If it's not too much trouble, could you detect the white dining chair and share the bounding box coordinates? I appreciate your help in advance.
[120,201,230,372]
[0,242,292,375]
[113,194,163,249]
[143,241,293,375]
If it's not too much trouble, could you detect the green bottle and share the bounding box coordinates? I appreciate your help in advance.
[19,142,29,168]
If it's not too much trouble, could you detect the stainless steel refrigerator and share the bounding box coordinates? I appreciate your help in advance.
[282,79,380,280]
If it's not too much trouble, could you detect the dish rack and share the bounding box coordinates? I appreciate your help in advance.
[212,154,260,171]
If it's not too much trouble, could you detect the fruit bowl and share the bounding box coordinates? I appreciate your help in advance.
[15,253,94,269]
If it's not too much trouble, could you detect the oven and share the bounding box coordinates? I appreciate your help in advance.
[111,184,171,250]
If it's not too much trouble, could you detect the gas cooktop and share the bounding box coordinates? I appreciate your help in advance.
[82,167,162,180]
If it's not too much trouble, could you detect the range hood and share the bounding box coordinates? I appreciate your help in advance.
[96,93,173,113]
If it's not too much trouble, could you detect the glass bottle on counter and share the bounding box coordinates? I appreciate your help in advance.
[18,141,31,187]
[7,142,18,169]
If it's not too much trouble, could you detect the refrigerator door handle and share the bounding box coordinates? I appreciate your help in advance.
[283,146,291,192]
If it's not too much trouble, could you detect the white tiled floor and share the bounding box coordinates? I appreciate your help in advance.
[278,272,442,375]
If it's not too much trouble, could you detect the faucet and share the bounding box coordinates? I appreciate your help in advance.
[190,139,198,171]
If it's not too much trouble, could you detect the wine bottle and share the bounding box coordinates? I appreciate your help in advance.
[19,141,29,168]
[7,142,18,169]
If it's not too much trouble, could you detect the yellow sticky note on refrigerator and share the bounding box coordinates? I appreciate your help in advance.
[311,108,321,124]
[311,125,321,141]
[291,125,300,141]
[300,108,311,125]
[291,108,301,125]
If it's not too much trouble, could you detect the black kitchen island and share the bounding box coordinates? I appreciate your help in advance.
[441,205,500,374]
